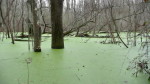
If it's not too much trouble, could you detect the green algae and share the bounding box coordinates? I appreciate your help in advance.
[0,36,149,84]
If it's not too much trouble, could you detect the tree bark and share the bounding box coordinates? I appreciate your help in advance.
[30,0,41,52]
[50,0,64,49]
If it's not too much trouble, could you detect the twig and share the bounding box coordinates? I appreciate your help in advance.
[75,73,80,81]
[25,58,32,84]
[27,63,29,84]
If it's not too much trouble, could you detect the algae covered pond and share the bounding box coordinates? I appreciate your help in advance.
[0,36,149,84]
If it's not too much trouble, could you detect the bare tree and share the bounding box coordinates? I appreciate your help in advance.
[0,0,15,44]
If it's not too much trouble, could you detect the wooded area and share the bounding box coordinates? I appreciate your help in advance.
[0,0,150,49]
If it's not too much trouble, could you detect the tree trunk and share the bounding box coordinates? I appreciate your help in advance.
[50,0,64,49]
[30,0,41,52]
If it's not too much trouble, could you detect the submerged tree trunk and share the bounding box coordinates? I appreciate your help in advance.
[30,0,41,52]
[50,0,64,49]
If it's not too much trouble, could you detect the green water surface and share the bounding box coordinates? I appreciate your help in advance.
[0,36,149,84]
